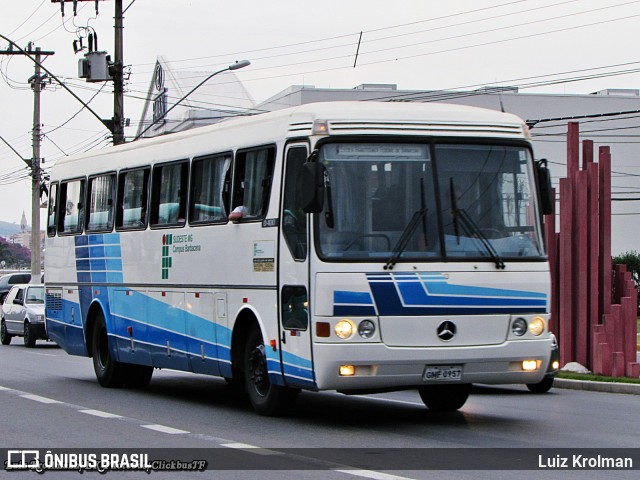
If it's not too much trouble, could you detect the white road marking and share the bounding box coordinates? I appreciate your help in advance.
[221,443,282,456]
[141,424,190,434]
[79,409,123,419]
[20,394,61,404]
[335,469,416,480]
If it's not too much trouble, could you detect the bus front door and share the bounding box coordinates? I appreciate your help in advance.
[278,144,315,389]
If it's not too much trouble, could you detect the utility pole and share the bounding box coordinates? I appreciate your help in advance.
[0,45,53,282]
[51,0,127,144]
[30,48,44,282]
[112,0,125,145]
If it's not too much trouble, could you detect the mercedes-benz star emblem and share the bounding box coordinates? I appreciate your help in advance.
[437,321,457,341]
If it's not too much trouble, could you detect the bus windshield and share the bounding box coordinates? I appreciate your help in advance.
[316,142,545,263]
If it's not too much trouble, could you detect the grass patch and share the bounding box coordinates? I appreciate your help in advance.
[558,372,640,384]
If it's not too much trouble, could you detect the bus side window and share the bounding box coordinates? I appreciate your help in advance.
[189,153,231,224]
[47,182,58,237]
[231,146,275,220]
[58,179,85,235]
[282,147,308,260]
[116,168,150,230]
[150,160,189,227]
[86,173,116,232]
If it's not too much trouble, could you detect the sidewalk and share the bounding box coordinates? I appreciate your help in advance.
[555,378,640,395]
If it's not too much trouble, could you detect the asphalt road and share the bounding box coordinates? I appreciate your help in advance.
[0,340,638,480]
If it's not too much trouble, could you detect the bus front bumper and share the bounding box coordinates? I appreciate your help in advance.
[312,339,552,392]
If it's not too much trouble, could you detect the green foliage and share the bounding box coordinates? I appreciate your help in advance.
[558,372,640,384]
[613,250,640,288]
[613,250,640,314]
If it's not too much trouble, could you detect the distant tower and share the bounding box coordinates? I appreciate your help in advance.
[20,211,28,232]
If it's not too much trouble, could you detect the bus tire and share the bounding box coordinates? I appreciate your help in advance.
[124,364,154,388]
[243,325,298,416]
[418,384,470,412]
[527,376,554,393]
[92,312,126,388]
[1,320,12,345]
[23,321,36,348]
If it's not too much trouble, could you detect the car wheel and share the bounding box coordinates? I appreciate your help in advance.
[527,376,554,393]
[1,320,12,345]
[23,321,36,348]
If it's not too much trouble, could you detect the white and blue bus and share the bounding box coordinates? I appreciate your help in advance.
[45,101,554,415]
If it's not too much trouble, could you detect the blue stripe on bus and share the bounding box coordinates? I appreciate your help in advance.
[334,272,547,316]
[57,233,317,388]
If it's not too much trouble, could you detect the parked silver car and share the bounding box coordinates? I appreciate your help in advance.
[0,273,32,304]
[0,284,46,347]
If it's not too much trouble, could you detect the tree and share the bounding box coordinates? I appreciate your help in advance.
[613,250,640,314]
[0,237,31,270]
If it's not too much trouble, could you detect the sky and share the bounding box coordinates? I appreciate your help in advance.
[1,0,640,244]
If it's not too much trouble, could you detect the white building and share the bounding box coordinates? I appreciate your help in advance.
[136,56,257,139]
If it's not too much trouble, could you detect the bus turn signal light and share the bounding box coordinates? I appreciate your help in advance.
[316,322,330,337]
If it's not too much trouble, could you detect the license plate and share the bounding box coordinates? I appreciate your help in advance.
[423,365,463,382]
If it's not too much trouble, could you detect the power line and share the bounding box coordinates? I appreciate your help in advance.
[527,109,640,127]
[43,82,107,135]
[129,0,531,71]
[7,0,47,37]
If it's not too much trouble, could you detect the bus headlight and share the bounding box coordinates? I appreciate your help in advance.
[529,316,546,336]
[511,317,527,336]
[358,320,376,339]
[335,319,355,339]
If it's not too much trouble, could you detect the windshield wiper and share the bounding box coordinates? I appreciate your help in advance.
[384,207,428,270]
[449,178,505,270]
[324,168,335,228]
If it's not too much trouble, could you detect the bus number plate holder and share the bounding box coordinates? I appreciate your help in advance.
[423,365,463,382]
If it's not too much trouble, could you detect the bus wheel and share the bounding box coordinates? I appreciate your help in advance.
[124,364,154,388]
[243,325,298,416]
[92,312,126,388]
[1,321,12,345]
[527,376,554,393]
[418,384,471,412]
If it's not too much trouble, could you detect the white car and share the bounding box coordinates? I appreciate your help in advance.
[1,284,46,347]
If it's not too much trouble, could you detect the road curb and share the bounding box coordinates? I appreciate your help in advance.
[554,378,640,395]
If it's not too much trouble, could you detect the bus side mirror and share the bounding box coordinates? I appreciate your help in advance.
[301,156,324,214]
[536,159,553,215]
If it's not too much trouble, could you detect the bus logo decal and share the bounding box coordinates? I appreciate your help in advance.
[162,234,173,279]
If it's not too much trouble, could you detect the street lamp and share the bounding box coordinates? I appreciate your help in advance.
[134,59,251,141]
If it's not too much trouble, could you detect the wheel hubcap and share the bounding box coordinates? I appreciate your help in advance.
[249,344,269,396]
[98,328,108,369]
